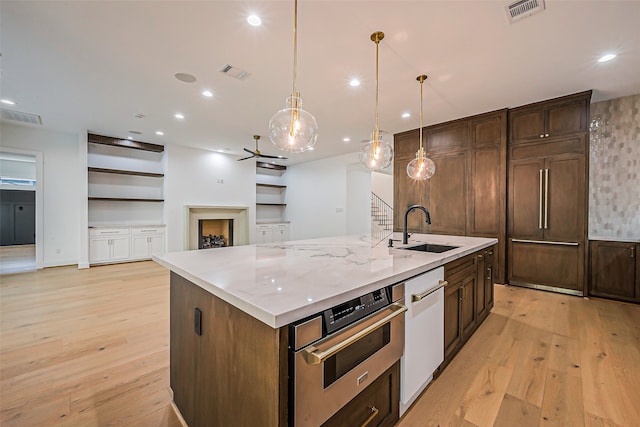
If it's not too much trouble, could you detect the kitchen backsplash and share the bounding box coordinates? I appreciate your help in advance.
[589,93,640,240]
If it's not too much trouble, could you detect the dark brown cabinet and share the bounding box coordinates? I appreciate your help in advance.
[393,109,507,284]
[507,91,591,296]
[590,240,640,302]
[170,273,288,427]
[427,151,467,236]
[508,91,591,143]
[476,247,495,321]
[321,362,399,427]
[443,252,478,360]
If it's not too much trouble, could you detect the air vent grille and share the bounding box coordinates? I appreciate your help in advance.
[0,108,42,125]
[219,64,250,80]
[505,0,545,23]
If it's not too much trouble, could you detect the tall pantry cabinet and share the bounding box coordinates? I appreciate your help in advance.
[507,91,591,295]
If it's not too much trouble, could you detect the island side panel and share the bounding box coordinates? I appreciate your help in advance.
[170,272,288,426]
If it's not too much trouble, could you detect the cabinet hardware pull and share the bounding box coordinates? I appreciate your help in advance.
[544,168,549,229]
[301,303,407,365]
[539,169,544,229]
[511,238,579,246]
[488,251,493,255]
[545,133,549,137]
[540,134,545,138]
[361,406,379,427]
[412,280,447,302]
[632,246,635,258]
[478,254,483,259]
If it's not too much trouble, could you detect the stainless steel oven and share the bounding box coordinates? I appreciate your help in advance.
[290,284,406,426]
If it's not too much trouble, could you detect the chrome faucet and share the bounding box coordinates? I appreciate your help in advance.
[403,205,431,244]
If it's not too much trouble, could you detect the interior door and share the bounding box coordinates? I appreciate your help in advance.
[508,158,545,240]
[543,154,585,243]
[14,203,36,244]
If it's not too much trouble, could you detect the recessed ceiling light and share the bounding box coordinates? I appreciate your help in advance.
[174,113,184,119]
[308,147,314,151]
[217,149,225,153]
[155,131,164,136]
[349,79,360,87]
[202,90,213,97]
[1,99,16,105]
[598,53,616,63]
[343,137,351,142]
[402,112,411,118]
[247,15,262,26]
[127,136,133,140]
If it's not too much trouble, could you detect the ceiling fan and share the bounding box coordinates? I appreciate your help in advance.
[237,135,287,161]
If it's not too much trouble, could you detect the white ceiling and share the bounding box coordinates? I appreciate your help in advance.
[2,1,639,166]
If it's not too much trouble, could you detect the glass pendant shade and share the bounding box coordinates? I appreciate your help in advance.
[359,130,393,171]
[269,94,318,153]
[360,31,393,171]
[407,74,435,180]
[407,147,435,180]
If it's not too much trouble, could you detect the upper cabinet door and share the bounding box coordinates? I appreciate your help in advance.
[508,91,591,144]
[426,121,469,152]
[509,108,545,143]
[508,158,545,240]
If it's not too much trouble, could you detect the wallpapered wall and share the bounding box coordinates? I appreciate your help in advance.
[589,93,640,240]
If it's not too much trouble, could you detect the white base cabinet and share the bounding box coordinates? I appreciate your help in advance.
[89,225,165,265]
[130,226,166,260]
[255,223,289,244]
[400,266,445,416]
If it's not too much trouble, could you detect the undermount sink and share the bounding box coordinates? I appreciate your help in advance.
[400,243,459,253]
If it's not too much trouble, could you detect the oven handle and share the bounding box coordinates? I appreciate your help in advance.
[301,302,407,365]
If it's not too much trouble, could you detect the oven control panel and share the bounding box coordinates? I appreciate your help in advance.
[323,287,390,335]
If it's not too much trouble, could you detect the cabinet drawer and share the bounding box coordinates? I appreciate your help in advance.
[322,362,399,427]
[444,253,477,278]
[256,224,272,230]
[131,226,165,236]
[89,227,130,237]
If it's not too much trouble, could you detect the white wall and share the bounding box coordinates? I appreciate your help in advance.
[1,123,81,267]
[285,152,371,240]
[164,144,256,251]
[371,170,393,206]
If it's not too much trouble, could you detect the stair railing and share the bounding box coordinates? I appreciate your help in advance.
[371,192,393,244]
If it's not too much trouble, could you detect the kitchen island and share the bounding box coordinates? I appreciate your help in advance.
[154,233,496,427]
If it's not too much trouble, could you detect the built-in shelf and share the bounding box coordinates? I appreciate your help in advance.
[88,197,165,202]
[88,133,165,153]
[88,167,164,178]
[256,203,287,207]
[256,183,286,189]
[256,162,286,171]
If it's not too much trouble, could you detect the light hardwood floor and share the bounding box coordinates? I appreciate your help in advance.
[1,261,638,426]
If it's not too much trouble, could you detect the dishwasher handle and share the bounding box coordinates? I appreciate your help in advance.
[411,280,447,303]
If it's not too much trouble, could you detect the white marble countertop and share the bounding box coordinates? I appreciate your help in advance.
[153,233,497,328]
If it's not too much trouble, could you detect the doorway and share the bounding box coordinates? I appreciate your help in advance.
[0,151,41,274]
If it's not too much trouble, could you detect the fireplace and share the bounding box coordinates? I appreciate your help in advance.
[186,205,249,250]
[198,219,233,249]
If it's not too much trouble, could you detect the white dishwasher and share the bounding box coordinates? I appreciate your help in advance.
[400,266,445,416]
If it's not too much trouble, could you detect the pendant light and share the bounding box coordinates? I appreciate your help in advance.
[268,0,318,153]
[359,31,393,171]
[406,75,435,180]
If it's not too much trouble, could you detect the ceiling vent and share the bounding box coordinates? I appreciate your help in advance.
[505,0,545,23]
[219,64,250,80]
[0,108,42,125]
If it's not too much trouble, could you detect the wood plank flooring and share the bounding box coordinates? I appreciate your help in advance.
[1,261,639,426]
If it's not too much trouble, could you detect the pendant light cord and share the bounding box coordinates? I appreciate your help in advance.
[292,0,298,96]
[375,37,380,134]
[419,77,423,151]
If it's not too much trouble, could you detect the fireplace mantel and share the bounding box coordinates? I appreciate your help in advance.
[185,205,249,250]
